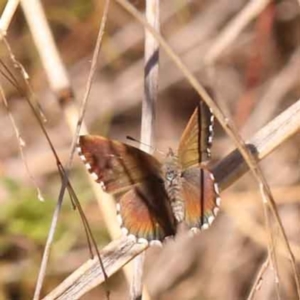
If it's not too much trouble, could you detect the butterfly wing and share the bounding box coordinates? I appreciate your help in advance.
[77,135,177,241]
[177,101,220,229]
[178,101,214,169]
[77,135,162,194]
[181,166,220,229]
[118,182,177,242]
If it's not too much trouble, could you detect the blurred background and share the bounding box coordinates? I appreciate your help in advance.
[0,0,300,299]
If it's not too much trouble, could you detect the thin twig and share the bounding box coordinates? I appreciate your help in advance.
[2,37,46,120]
[0,82,44,201]
[260,184,281,300]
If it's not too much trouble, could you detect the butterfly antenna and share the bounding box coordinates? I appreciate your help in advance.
[126,136,164,155]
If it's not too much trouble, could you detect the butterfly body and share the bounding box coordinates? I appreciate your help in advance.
[162,148,185,223]
[77,101,221,244]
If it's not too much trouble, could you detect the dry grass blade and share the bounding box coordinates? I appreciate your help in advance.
[247,253,272,299]
[45,98,300,299]
[141,0,159,149]
[260,184,281,300]
[101,0,189,70]
[213,99,300,190]
[43,238,147,300]
[0,0,20,37]
[246,256,273,300]
[20,0,69,92]
[113,1,300,297]
[2,37,46,120]
[0,82,43,201]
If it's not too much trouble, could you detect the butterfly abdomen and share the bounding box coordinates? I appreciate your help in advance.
[165,181,185,223]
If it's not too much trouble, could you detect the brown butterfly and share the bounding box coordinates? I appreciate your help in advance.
[77,101,220,245]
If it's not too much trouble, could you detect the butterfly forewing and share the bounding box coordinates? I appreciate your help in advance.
[78,135,162,194]
[178,101,214,169]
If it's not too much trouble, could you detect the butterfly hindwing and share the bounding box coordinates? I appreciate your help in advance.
[181,166,220,229]
[177,101,220,230]
[178,101,214,169]
[118,182,176,242]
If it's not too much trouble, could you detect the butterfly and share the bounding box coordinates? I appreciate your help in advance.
[77,101,220,245]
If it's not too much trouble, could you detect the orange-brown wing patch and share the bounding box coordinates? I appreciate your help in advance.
[178,101,214,169]
[118,182,177,242]
[182,166,220,229]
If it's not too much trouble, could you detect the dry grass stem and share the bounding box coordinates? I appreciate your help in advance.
[260,184,281,300]
[204,0,271,65]
[20,0,70,92]
[214,99,300,190]
[2,37,46,120]
[101,0,188,69]
[0,0,20,37]
[140,0,159,149]
[0,82,43,201]
[130,1,160,299]
[43,237,147,300]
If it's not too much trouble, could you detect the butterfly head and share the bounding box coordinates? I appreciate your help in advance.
[166,147,175,157]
